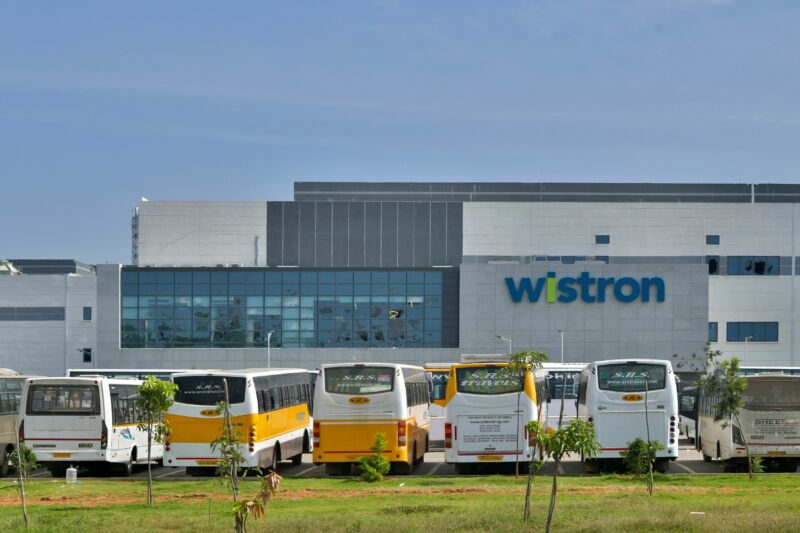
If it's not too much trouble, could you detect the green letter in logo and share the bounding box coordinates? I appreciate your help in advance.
[547,272,557,303]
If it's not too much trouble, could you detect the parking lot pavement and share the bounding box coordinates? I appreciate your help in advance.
[0,445,781,480]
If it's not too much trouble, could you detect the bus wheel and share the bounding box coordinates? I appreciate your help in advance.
[413,444,424,466]
[270,445,280,472]
[291,453,303,466]
[454,463,475,475]
[0,446,11,477]
[118,450,135,477]
[655,459,669,474]
[583,460,599,474]
[49,465,68,478]
[325,463,348,476]
[392,461,413,475]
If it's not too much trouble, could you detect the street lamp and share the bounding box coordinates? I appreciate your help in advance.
[744,335,753,367]
[558,330,565,364]
[496,335,512,355]
[267,330,274,368]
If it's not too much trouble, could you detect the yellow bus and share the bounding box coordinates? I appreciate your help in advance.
[444,362,546,474]
[164,368,313,476]
[313,363,430,475]
[425,363,454,450]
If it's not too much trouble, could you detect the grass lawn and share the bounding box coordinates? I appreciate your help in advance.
[0,473,799,532]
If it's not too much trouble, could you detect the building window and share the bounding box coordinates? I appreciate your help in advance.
[708,322,718,342]
[726,322,779,342]
[120,268,452,350]
[595,235,610,245]
[83,307,92,321]
[727,256,779,276]
[706,256,719,275]
[706,235,720,245]
[81,348,93,363]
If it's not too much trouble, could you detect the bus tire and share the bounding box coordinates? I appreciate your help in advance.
[270,444,280,472]
[49,465,67,478]
[583,460,599,474]
[454,463,474,475]
[186,467,209,477]
[413,444,425,466]
[0,446,11,477]
[716,442,721,460]
[325,463,348,476]
[302,431,311,454]
[118,448,135,477]
[392,461,413,475]
[291,453,303,466]
[655,458,669,474]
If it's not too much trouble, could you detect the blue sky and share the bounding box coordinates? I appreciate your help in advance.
[1,1,798,263]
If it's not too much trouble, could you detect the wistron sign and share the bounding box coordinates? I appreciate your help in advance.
[505,272,666,304]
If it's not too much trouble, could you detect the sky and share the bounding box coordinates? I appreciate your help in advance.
[1,1,799,264]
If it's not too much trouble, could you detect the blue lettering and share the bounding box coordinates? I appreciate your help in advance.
[578,272,596,303]
[614,277,640,303]
[505,277,546,303]
[596,277,615,303]
[557,277,578,302]
[641,277,665,303]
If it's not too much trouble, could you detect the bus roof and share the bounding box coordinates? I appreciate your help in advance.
[589,359,673,368]
[0,368,20,376]
[459,354,509,363]
[26,376,144,385]
[171,368,309,378]
[424,362,457,370]
[319,362,424,371]
[542,363,588,370]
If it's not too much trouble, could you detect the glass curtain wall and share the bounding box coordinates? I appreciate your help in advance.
[121,269,445,349]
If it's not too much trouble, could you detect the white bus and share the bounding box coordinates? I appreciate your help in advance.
[577,359,679,473]
[165,369,313,476]
[542,363,587,428]
[444,362,546,474]
[697,373,800,472]
[21,376,155,476]
[68,368,196,381]
[0,371,31,476]
[425,363,455,451]
[313,363,430,475]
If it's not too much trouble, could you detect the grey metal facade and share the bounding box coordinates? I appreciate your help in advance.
[265,201,462,268]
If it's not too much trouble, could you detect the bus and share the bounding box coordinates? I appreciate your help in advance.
[313,363,430,475]
[678,381,699,443]
[542,363,586,428]
[444,362,546,474]
[165,369,313,476]
[20,376,154,477]
[697,373,800,472]
[577,359,679,473]
[68,369,196,381]
[425,363,454,450]
[0,371,31,476]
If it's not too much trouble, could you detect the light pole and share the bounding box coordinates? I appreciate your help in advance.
[558,330,565,364]
[496,335,512,355]
[744,335,753,367]
[267,330,274,368]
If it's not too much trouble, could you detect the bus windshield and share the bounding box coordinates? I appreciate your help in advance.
[743,380,800,410]
[597,363,667,392]
[547,372,580,400]
[455,366,523,395]
[173,376,247,405]
[325,366,395,395]
[427,371,449,401]
[27,384,100,415]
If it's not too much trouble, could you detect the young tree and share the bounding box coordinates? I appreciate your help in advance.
[357,433,391,482]
[13,429,32,528]
[210,378,245,533]
[701,357,756,477]
[503,350,548,521]
[528,418,599,533]
[136,375,178,507]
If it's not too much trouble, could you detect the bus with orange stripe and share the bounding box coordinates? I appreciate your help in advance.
[20,376,152,477]
[444,362,547,474]
[164,369,314,476]
[312,363,430,475]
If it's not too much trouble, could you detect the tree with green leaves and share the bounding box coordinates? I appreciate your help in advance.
[528,418,600,533]
[700,356,757,478]
[357,433,391,482]
[503,350,548,522]
[136,375,178,507]
[210,378,245,533]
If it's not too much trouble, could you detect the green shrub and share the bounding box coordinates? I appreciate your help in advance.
[10,445,38,479]
[358,433,391,482]
[624,437,662,476]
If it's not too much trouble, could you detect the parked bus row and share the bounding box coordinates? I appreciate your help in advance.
[5,359,797,476]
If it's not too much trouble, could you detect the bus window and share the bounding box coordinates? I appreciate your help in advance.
[742,380,800,409]
[455,366,523,394]
[546,372,579,401]
[27,384,100,415]
[427,372,448,401]
[324,366,394,394]
[597,363,667,392]
[173,376,247,405]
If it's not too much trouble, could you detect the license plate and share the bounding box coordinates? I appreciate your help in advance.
[53,453,71,458]
[477,455,502,462]
[767,451,786,457]
[196,459,218,466]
